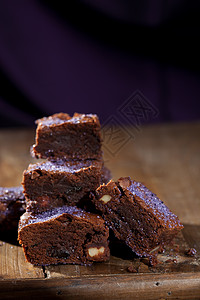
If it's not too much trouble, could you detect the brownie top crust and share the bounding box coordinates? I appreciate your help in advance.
[117,177,183,229]
[19,205,104,230]
[31,112,102,160]
[0,186,24,202]
[26,159,103,174]
[36,112,100,127]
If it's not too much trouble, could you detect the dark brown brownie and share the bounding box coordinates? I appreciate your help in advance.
[0,186,25,233]
[31,113,102,160]
[101,166,112,184]
[22,159,103,214]
[18,206,110,265]
[90,177,183,259]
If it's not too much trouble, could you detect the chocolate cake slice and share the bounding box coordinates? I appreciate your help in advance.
[0,186,25,233]
[18,206,110,266]
[90,177,183,258]
[22,159,104,214]
[31,112,102,160]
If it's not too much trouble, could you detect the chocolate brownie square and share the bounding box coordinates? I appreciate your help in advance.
[22,159,103,214]
[0,186,25,233]
[31,113,102,160]
[18,206,110,265]
[90,177,183,258]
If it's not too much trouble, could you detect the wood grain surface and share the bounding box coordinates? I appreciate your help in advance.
[0,122,200,299]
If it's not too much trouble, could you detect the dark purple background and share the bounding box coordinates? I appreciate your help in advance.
[0,0,200,127]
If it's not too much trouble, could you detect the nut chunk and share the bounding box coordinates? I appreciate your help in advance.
[31,113,102,160]
[91,177,184,259]
[18,206,110,266]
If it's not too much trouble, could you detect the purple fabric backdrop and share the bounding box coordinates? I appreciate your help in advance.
[0,0,199,127]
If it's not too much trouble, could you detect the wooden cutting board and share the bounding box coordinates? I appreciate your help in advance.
[0,225,200,300]
[0,122,200,299]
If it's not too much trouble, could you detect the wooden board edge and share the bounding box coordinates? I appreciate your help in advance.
[0,272,199,299]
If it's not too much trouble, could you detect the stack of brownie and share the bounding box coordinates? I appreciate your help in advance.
[18,113,111,265]
[18,112,183,266]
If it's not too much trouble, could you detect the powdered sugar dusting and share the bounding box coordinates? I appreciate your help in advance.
[127,180,183,228]
[39,113,97,127]
[20,206,103,228]
[27,159,99,173]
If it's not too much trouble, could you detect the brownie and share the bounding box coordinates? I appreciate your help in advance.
[90,177,183,258]
[18,206,110,265]
[101,166,112,184]
[31,113,102,160]
[0,186,25,233]
[22,159,103,214]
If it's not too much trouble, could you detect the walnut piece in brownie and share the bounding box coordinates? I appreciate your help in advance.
[18,206,110,266]
[0,186,25,233]
[91,177,183,259]
[31,113,102,160]
[22,159,104,214]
